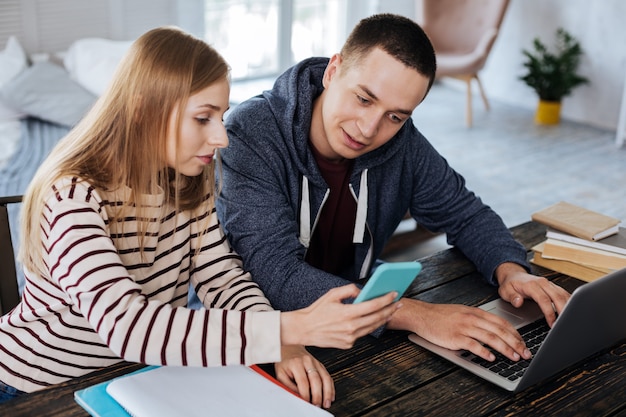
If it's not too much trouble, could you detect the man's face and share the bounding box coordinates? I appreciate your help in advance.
[310,47,430,162]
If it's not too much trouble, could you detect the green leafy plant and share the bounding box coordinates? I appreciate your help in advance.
[520,28,589,102]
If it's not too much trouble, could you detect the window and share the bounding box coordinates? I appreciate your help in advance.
[204,0,345,81]
[291,0,343,63]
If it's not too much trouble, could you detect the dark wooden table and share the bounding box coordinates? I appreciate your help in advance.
[2,222,625,416]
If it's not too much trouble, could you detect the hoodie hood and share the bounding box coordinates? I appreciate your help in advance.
[262,57,326,183]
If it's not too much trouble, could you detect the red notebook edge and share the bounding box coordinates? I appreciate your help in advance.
[249,364,301,398]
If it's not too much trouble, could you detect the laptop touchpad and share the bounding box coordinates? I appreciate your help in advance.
[484,306,529,327]
[480,299,543,328]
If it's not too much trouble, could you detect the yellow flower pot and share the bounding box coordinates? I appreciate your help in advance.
[535,100,561,125]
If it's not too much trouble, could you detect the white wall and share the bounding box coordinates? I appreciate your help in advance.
[466,0,626,131]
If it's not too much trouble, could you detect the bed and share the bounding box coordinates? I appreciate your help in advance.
[0,36,132,293]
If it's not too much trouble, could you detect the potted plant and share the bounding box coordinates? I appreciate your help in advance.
[520,28,589,125]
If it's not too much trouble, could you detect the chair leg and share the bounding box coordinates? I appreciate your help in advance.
[474,74,490,111]
[450,73,488,127]
[465,77,473,127]
[0,203,20,315]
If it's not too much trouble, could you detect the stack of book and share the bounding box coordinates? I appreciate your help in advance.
[530,201,625,282]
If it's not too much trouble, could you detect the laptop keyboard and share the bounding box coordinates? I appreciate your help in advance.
[459,319,550,382]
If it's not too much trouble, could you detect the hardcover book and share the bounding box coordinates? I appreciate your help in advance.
[545,227,626,256]
[531,201,621,241]
[541,239,626,271]
[531,242,609,282]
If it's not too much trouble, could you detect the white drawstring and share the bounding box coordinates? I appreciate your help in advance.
[299,176,311,247]
[300,170,368,246]
[352,169,368,244]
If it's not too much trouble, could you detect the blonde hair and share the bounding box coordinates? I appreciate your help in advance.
[19,26,229,275]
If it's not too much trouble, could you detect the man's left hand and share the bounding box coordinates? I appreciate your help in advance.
[496,262,571,327]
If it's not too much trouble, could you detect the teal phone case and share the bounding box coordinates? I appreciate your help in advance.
[353,261,422,303]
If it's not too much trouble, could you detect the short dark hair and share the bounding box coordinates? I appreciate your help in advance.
[341,13,437,92]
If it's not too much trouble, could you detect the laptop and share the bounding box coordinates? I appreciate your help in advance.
[408,267,626,392]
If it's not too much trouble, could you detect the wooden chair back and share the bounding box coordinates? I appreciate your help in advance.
[0,195,22,315]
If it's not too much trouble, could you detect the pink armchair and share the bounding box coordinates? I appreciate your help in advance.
[420,0,510,127]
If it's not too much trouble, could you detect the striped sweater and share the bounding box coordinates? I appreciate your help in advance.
[0,177,281,393]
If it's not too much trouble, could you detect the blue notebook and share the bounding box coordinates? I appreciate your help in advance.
[74,366,156,417]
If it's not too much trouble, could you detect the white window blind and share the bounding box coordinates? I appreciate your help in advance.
[0,0,25,50]
[0,0,180,55]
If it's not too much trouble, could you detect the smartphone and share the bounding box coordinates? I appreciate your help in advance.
[353,261,422,303]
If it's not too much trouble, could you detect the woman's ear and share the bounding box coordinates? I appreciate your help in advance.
[322,53,342,88]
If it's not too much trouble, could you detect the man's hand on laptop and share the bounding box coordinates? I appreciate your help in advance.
[386,263,571,363]
[495,262,571,327]
[388,298,533,362]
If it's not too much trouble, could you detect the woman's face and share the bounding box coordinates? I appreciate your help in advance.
[166,77,230,176]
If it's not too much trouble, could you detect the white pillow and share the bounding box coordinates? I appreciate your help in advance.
[0,61,97,127]
[64,38,133,96]
[0,36,28,121]
[0,119,21,170]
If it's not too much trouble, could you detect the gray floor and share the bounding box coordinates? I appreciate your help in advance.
[388,81,626,261]
[415,82,626,228]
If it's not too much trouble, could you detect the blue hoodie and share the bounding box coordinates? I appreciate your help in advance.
[217,57,529,311]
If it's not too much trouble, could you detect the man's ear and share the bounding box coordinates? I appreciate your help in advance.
[322,53,342,88]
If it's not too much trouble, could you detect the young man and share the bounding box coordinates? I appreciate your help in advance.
[216,13,570,363]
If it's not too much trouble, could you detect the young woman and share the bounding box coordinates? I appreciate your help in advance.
[0,27,400,407]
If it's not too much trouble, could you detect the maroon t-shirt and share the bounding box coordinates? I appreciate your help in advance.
[305,145,357,275]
